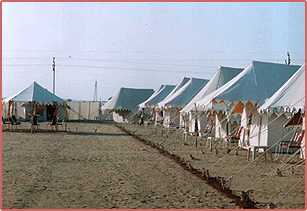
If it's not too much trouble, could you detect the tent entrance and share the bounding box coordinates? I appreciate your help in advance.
[46,106,56,121]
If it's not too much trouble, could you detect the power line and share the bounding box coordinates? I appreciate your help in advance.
[1,57,217,69]
[3,57,304,65]
[2,57,53,60]
[64,57,210,68]
[2,64,50,66]
[2,57,305,61]
[2,63,212,74]
[57,64,210,74]
[3,49,306,54]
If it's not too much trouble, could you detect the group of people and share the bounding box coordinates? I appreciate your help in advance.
[29,110,60,131]
[138,108,164,126]
[2,114,21,128]
[2,111,59,132]
[2,101,21,127]
[2,101,65,132]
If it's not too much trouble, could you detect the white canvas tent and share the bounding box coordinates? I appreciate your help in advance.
[157,77,209,127]
[101,87,154,123]
[2,81,66,121]
[259,63,305,113]
[138,84,175,109]
[157,77,209,109]
[249,64,305,154]
[180,66,244,132]
[153,78,190,126]
[195,61,301,140]
[157,77,190,106]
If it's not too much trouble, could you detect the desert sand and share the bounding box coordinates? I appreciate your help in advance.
[2,122,305,209]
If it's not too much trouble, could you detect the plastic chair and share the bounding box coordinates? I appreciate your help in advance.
[2,116,9,125]
[199,123,214,138]
[226,126,243,143]
[12,115,21,124]
[278,130,305,155]
[8,115,21,130]
[2,116,10,130]
[47,116,63,130]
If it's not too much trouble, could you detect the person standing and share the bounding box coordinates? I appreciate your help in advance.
[140,108,145,126]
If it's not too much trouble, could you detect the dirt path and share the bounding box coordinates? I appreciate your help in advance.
[122,123,305,209]
[2,123,239,209]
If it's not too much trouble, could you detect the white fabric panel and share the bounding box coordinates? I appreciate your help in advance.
[139,85,175,109]
[196,61,300,110]
[215,113,228,139]
[181,66,243,114]
[4,81,64,103]
[157,77,209,108]
[112,111,132,123]
[259,64,305,114]
[102,87,154,111]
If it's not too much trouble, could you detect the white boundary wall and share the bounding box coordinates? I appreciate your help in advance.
[66,101,103,120]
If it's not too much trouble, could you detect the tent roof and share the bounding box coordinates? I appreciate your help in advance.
[138,84,176,108]
[181,66,244,114]
[157,77,209,108]
[3,81,64,103]
[162,77,190,102]
[259,63,305,114]
[196,61,301,111]
[101,87,154,111]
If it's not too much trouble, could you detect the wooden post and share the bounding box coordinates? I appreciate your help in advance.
[78,102,81,120]
[55,103,58,131]
[7,101,11,131]
[88,101,91,120]
[257,116,262,146]
[210,117,213,152]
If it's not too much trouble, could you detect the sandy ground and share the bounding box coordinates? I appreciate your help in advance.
[122,123,305,209]
[2,122,305,209]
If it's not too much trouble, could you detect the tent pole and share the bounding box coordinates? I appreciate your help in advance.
[210,116,213,152]
[55,103,58,131]
[52,57,56,94]
[258,116,262,146]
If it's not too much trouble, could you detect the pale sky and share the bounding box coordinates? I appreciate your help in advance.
[2,2,305,101]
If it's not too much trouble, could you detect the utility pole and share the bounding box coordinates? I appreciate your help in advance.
[98,98,102,121]
[285,52,291,65]
[94,79,98,101]
[52,57,56,94]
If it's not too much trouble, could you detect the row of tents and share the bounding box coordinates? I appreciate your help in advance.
[101,61,305,158]
[2,60,304,159]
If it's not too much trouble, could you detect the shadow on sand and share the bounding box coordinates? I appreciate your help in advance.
[68,131,130,136]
